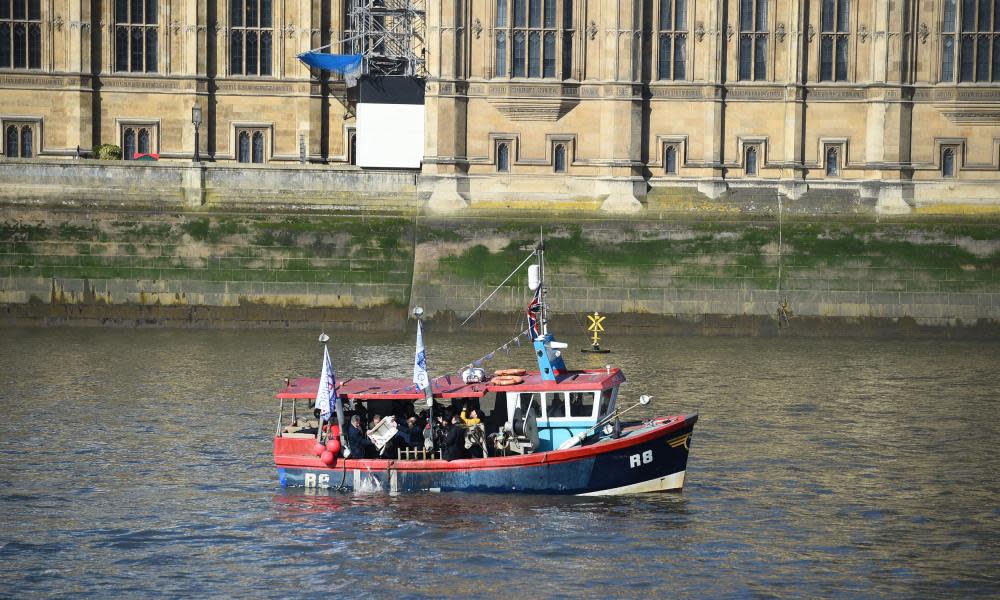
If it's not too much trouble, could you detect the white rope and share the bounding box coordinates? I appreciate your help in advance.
[460,250,537,326]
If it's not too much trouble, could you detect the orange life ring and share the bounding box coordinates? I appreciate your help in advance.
[494,368,527,377]
[490,375,524,386]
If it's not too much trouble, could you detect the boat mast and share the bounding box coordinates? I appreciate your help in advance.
[537,230,547,336]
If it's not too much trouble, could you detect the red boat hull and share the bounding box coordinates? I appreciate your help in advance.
[275,415,696,495]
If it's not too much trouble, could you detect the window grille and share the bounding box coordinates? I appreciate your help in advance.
[494,0,572,78]
[657,0,687,80]
[820,0,849,81]
[231,0,272,76]
[114,0,157,73]
[943,0,999,82]
[237,128,267,163]
[0,0,42,69]
[3,122,35,157]
[121,125,155,160]
[738,0,768,81]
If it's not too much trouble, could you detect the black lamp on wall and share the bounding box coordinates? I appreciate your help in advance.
[191,104,202,163]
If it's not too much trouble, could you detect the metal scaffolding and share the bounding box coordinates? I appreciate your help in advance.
[342,0,426,77]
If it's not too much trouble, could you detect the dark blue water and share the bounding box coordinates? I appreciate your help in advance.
[1,327,998,598]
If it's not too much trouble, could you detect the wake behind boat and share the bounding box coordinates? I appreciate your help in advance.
[272,241,697,495]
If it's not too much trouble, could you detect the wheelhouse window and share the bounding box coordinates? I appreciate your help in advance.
[664,144,678,174]
[114,0,157,73]
[236,127,267,163]
[494,0,573,78]
[825,146,839,176]
[517,392,543,418]
[545,393,566,417]
[943,0,1000,82]
[738,0,768,81]
[820,0,849,81]
[230,0,273,76]
[598,388,614,417]
[657,0,687,80]
[568,392,595,418]
[3,122,34,157]
[0,0,42,70]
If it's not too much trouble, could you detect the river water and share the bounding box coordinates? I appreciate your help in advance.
[0,326,998,598]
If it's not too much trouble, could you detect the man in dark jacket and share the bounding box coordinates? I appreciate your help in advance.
[397,416,423,449]
[443,415,467,461]
[347,414,373,459]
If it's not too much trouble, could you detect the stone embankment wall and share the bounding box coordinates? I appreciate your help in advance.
[1,195,998,336]
[1,159,998,335]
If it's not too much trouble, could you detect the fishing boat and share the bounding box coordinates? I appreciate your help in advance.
[273,242,697,495]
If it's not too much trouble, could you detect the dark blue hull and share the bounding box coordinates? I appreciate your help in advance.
[278,419,695,496]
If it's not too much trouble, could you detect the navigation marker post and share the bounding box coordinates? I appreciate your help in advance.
[581,311,611,353]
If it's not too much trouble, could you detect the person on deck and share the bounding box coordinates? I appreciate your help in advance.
[460,407,481,427]
[433,414,450,450]
[401,416,423,449]
[347,415,373,459]
[443,415,467,461]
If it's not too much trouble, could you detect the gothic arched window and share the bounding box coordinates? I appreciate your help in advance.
[942,148,956,177]
[123,128,136,160]
[553,143,566,172]
[820,0,850,81]
[231,0,273,75]
[826,147,839,176]
[494,0,573,78]
[497,143,510,172]
[738,0,768,81]
[5,125,19,157]
[0,0,41,69]
[745,146,758,176]
[664,145,678,174]
[20,124,32,158]
[943,0,1000,82]
[115,0,157,72]
[137,128,150,155]
[252,131,264,163]
[657,0,688,80]
[238,131,251,163]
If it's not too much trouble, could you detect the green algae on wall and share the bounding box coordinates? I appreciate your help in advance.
[1,212,416,308]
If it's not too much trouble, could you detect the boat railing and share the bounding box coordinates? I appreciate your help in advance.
[396,447,442,461]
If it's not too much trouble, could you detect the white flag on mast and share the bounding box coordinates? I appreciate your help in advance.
[315,343,336,422]
[413,320,429,392]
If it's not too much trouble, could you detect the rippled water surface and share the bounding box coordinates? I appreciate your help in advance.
[1,327,998,598]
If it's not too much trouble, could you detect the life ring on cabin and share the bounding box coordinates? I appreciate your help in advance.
[494,369,526,377]
[490,375,524,386]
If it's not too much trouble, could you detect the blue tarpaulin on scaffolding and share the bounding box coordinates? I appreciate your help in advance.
[297,52,363,74]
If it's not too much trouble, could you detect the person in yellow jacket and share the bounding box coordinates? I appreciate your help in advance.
[460,408,481,427]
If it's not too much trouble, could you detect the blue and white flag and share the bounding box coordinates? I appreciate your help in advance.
[413,320,430,391]
[315,344,337,422]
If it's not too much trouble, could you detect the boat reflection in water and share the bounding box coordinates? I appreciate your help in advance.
[272,241,697,495]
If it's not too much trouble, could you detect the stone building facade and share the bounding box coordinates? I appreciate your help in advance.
[1,0,999,212]
[0,0,352,165]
